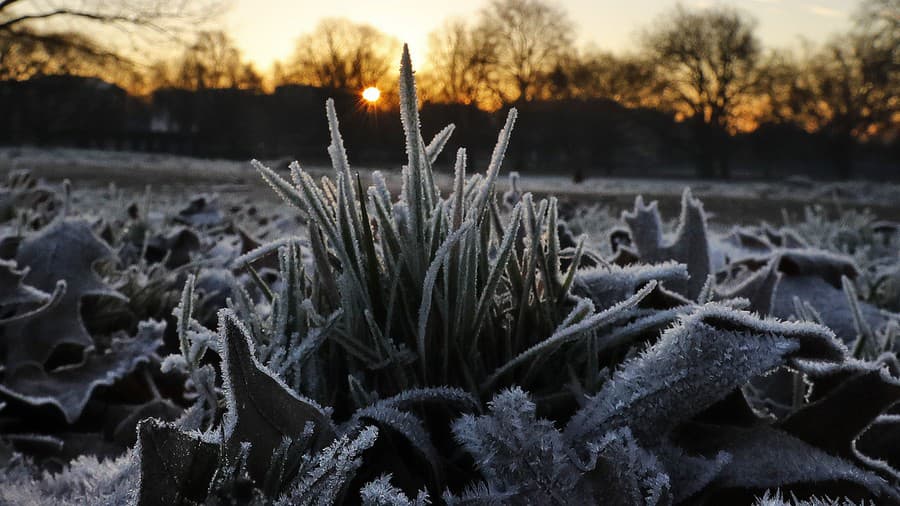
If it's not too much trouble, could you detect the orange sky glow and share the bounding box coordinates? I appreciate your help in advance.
[225,0,857,71]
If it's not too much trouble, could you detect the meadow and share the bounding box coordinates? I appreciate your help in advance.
[0,51,899,505]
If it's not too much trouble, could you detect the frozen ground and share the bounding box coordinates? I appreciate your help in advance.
[2,146,899,224]
[3,144,900,504]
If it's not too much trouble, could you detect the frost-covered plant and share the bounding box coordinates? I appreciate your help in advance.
[137,308,375,505]
[0,170,61,229]
[792,205,887,272]
[447,386,670,504]
[791,204,900,311]
[244,45,651,409]
[0,171,282,468]
[561,201,619,256]
[134,49,898,504]
[621,190,711,299]
[754,490,871,506]
[0,215,168,447]
[4,46,900,506]
[0,450,138,505]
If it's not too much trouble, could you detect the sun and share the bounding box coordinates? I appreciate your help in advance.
[362,86,381,103]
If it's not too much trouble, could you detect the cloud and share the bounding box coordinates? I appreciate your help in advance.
[805,4,844,18]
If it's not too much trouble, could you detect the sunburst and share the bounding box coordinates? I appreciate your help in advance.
[362,86,381,103]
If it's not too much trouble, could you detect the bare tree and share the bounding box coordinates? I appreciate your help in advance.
[855,0,899,49]
[173,31,259,91]
[560,50,660,108]
[476,0,575,105]
[421,18,498,107]
[755,1,897,178]
[790,27,896,178]
[643,5,761,178]
[753,48,808,128]
[850,0,899,140]
[283,18,400,92]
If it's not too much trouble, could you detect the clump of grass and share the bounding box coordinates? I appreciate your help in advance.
[244,45,641,408]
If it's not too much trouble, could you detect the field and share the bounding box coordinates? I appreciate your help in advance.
[1,71,899,505]
[4,145,900,223]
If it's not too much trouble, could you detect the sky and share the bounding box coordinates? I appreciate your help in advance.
[225,0,860,71]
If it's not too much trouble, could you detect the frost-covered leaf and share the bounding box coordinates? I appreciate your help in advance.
[716,247,886,343]
[368,386,478,412]
[220,310,336,484]
[573,262,689,311]
[682,424,897,501]
[716,227,776,261]
[443,481,516,505]
[622,189,711,299]
[779,360,900,473]
[352,387,476,481]
[716,257,781,315]
[565,305,845,445]
[856,414,900,479]
[765,250,887,343]
[174,194,224,228]
[137,418,219,505]
[112,398,183,447]
[145,225,200,268]
[0,259,50,308]
[775,249,859,288]
[653,442,729,502]
[0,259,66,326]
[6,219,125,369]
[0,319,165,423]
[354,405,442,478]
[425,124,455,165]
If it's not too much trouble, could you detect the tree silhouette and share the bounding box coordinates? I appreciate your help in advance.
[175,31,261,91]
[421,18,497,107]
[557,50,659,107]
[643,5,761,178]
[762,0,898,178]
[477,0,575,105]
[421,0,575,110]
[282,18,400,92]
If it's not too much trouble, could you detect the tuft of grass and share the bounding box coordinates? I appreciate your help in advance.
[245,44,638,406]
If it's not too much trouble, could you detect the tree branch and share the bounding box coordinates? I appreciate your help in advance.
[6,28,130,64]
[0,0,26,12]
[0,9,141,31]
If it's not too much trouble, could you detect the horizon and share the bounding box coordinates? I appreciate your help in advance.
[227,0,859,71]
[3,0,893,175]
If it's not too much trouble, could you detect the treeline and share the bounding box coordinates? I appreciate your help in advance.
[0,0,897,179]
[3,75,895,181]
